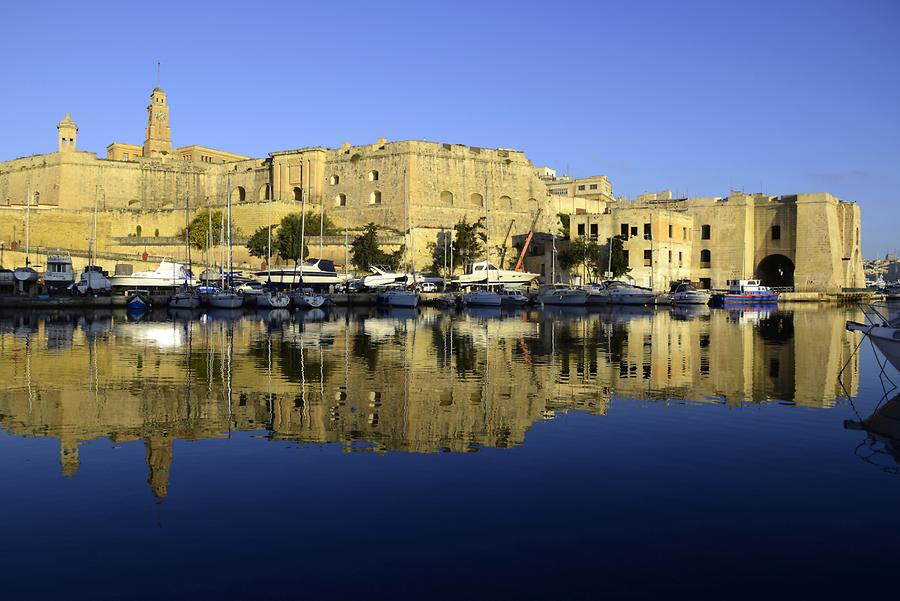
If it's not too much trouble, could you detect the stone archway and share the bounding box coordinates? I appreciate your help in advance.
[756,254,795,288]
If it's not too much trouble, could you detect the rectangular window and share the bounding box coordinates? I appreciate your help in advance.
[577,185,585,191]
[621,223,629,239]
[643,249,652,267]
[577,223,585,236]
[682,227,687,240]
[589,184,598,190]
[643,223,652,240]
[678,251,683,266]
[701,225,711,240]
[123,153,129,161]
[668,224,673,238]
[590,223,598,240]
[699,277,711,289]
[668,250,672,263]
[772,225,781,240]
[631,226,638,237]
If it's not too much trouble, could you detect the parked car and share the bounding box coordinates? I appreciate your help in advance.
[418,282,437,292]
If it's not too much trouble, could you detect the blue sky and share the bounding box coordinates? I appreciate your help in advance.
[2,0,897,256]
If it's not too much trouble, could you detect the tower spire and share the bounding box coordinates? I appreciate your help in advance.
[156,62,160,89]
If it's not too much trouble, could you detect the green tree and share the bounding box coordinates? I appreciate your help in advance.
[557,237,602,280]
[246,226,269,260]
[181,209,224,251]
[275,213,305,267]
[428,229,454,275]
[452,216,485,269]
[350,223,403,270]
[601,235,631,278]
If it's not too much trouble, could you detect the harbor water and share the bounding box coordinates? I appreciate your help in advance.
[0,303,898,598]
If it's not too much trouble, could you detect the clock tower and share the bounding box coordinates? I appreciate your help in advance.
[143,86,173,158]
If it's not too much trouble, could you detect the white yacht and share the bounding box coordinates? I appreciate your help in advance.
[76,266,112,294]
[257,289,291,308]
[13,266,38,284]
[499,288,529,306]
[362,265,408,289]
[109,260,196,289]
[377,287,419,308]
[44,254,76,289]
[461,288,501,307]
[254,259,348,288]
[582,283,608,305]
[452,260,539,289]
[537,284,588,306]
[207,289,244,309]
[847,313,900,373]
[668,281,711,305]
[291,288,326,309]
[599,280,656,305]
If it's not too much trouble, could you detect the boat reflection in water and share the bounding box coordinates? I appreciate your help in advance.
[0,304,863,499]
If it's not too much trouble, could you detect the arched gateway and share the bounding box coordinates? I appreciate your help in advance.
[756,254,795,288]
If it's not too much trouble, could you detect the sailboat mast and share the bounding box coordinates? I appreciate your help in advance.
[484,177,490,285]
[184,192,191,280]
[227,179,233,282]
[407,169,415,276]
[319,203,324,259]
[267,186,272,272]
[25,188,30,267]
[300,189,307,286]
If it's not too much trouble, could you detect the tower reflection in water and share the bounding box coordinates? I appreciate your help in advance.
[0,304,861,498]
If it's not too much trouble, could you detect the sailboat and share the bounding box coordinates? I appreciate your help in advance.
[208,175,244,309]
[378,170,419,308]
[76,188,112,294]
[537,233,587,306]
[13,189,38,285]
[257,186,290,309]
[462,180,501,307]
[168,193,201,308]
[290,190,326,309]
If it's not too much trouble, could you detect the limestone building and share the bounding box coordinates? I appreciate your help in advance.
[564,191,865,292]
[0,85,866,290]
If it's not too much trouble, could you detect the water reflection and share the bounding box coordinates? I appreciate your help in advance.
[0,305,862,498]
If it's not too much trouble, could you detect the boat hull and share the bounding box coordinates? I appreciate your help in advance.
[378,291,419,308]
[539,292,588,306]
[168,294,201,309]
[257,292,291,308]
[462,292,501,307]
[719,293,779,304]
[207,293,244,309]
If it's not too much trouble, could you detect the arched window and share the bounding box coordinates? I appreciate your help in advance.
[31,192,40,206]
[700,249,711,267]
[293,187,302,201]
[128,199,141,208]
[232,186,246,203]
[469,192,483,206]
[440,191,453,204]
[329,175,340,185]
[370,191,382,205]
[350,153,361,163]
[701,224,711,240]
[499,195,512,208]
[258,183,271,201]
[335,194,347,207]
[368,170,379,181]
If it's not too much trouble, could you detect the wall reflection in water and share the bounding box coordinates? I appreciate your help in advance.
[0,304,861,498]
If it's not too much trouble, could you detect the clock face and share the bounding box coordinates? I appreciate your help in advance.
[155,112,166,122]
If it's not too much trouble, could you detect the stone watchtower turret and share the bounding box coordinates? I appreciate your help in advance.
[143,86,173,158]
[57,112,77,153]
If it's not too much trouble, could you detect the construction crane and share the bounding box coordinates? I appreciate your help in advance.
[499,219,515,267]
[514,209,543,272]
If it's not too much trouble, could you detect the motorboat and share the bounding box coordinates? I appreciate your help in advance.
[207,289,244,309]
[668,281,711,305]
[167,286,201,309]
[125,289,151,310]
[109,260,196,289]
[291,288,326,309]
[377,287,419,308]
[76,265,112,294]
[847,313,900,372]
[451,260,539,289]
[713,279,779,305]
[257,289,291,308]
[13,266,38,284]
[599,280,656,305]
[0,269,14,286]
[43,254,76,289]
[499,288,529,307]
[362,264,408,289]
[582,283,608,305]
[461,288,501,307]
[254,258,349,289]
[436,294,459,308]
[537,284,588,306]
